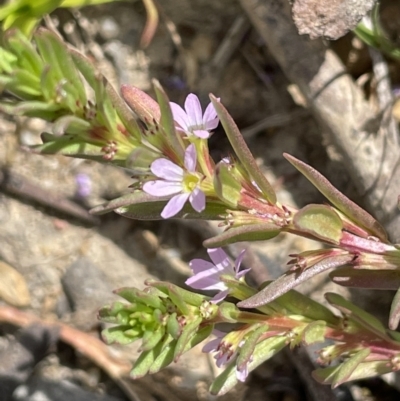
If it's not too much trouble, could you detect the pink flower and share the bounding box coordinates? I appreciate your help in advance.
[170,93,219,139]
[202,330,250,382]
[186,248,249,303]
[143,144,205,218]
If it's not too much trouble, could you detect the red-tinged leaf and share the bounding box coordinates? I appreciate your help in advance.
[203,223,281,248]
[238,254,354,308]
[210,94,276,204]
[140,0,159,48]
[284,153,387,241]
[121,84,161,123]
[389,287,400,330]
[330,268,400,290]
[293,204,343,244]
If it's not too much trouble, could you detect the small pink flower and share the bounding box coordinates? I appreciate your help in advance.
[143,144,205,218]
[202,330,250,382]
[170,93,219,139]
[186,248,249,303]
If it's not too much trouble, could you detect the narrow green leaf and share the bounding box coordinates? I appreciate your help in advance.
[236,324,269,371]
[141,327,165,351]
[313,360,391,386]
[5,29,43,76]
[130,346,159,378]
[101,325,138,345]
[108,194,227,220]
[293,204,343,244]
[210,336,287,395]
[330,268,400,290]
[34,28,86,108]
[325,293,387,337]
[213,160,242,207]
[284,153,387,241]
[389,286,400,330]
[238,254,354,308]
[275,290,339,325]
[174,317,202,360]
[203,223,280,248]
[153,80,184,161]
[210,94,276,204]
[332,348,371,388]
[302,320,326,345]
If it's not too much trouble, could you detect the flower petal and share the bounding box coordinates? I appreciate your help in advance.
[202,337,221,353]
[208,248,232,272]
[234,249,246,272]
[204,117,219,131]
[184,144,197,172]
[186,259,227,291]
[192,129,210,139]
[236,364,249,382]
[189,187,205,212]
[184,93,203,127]
[170,102,189,131]
[161,192,189,218]
[203,101,218,123]
[210,289,229,303]
[151,158,184,181]
[143,180,182,197]
[188,259,215,275]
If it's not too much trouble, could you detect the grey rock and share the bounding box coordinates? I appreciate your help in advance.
[61,258,114,329]
[0,324,59,401]
[12,379,123,401]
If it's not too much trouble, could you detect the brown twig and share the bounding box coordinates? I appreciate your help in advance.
[0,168,99,225]
[0,305,142,401]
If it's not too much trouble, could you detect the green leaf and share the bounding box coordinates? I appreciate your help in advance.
[174,317,202,360]
[34,28,86,109]
[236,324,269,372]
[130,346,159,378]
[330,267,400,290]
[210,94,276,204]
[293,204,343,244]
[313,360,392,386]
[115,287,164,310]
[389,286,400,330]
[4,29,43,76]
[35,133,109,161]
[332,348,371,387]
[284,153,387,241]
[210,336,287,395]
[302,320,326,345]
[141,327,165,351]
[275,290,339,325]
[92,191,227,220]
[101,325,139,345]
[153,80,184,161]
[213,161,242,208]
[203,223,281,248]
[325,293,387,337]
[238,254,354,308]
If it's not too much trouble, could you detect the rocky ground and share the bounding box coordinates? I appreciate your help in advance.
[1,0,400,400]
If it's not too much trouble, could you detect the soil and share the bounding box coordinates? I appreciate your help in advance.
[1,0,400,401]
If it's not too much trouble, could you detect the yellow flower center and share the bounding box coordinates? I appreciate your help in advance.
[182,172,201,193]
